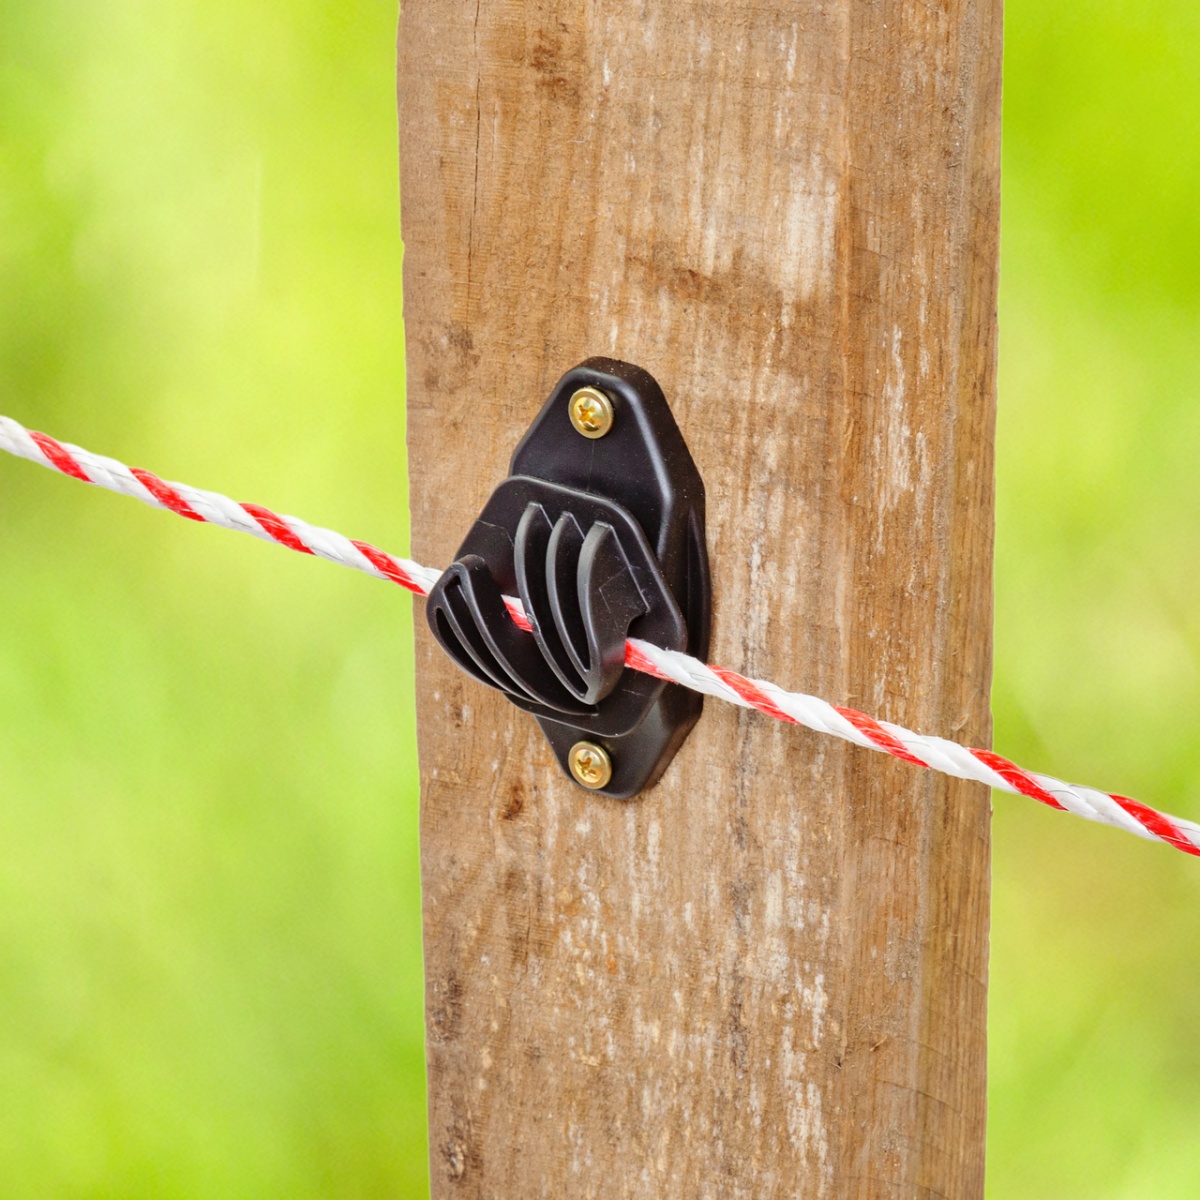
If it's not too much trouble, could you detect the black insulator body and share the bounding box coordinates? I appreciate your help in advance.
[426,358,710,799]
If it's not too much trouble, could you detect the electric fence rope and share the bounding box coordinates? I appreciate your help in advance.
[3,412,1197,858]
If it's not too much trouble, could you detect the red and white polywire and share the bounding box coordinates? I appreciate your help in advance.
[2,412,1198,858]
[0,416,443,597]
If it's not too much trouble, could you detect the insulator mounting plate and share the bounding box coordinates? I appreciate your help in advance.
[426,358,711,799]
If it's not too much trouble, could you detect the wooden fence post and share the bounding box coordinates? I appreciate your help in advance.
[399,2,1000,1196]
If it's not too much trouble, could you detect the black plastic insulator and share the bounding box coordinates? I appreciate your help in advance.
[426,358,711,799]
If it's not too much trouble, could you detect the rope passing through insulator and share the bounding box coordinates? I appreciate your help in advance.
[2,412,1197,857]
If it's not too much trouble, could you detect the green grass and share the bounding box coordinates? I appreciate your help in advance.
[0,2,426,1196]
[1,1,1198,1196]
[990,4,1200,1196]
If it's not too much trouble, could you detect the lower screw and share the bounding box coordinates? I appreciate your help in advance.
[568,741,613,790]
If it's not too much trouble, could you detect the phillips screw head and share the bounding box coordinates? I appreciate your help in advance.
[567,387,614,438]
[568,741,613,789]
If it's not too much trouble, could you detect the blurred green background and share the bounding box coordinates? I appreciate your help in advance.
[0,1,1196,1196]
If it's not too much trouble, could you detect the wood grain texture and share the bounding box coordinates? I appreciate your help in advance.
[399,2,1000,1196]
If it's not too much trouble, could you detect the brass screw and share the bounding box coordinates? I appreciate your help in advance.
[567,386,614,439]
[568,741,613,790]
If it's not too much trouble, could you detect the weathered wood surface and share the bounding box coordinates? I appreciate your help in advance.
[399,2,1000,1196]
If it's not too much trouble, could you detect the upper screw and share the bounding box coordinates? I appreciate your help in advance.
[567,387,614,439]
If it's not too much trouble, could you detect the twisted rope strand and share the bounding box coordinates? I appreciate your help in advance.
[3,412,1197,857]
[1,418,443,596]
